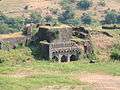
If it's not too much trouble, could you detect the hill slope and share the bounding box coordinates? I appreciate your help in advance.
[0,0,119,18]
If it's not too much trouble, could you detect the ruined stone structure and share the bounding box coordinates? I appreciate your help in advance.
[39,25,81,62]
[23,24,33,45]
[73,26,89,39]
[84,40,94,55]
[0,24,34,50]
[0,33,26,50]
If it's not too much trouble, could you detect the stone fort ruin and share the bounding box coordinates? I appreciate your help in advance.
[0,24,94,62]
[37,25,81,62]
[0,24,33,50]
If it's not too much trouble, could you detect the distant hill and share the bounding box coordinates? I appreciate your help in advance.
[0,0,120,19]
[0,0,61,17]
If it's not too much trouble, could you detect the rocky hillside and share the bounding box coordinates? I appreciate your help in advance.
[0,0,119,19]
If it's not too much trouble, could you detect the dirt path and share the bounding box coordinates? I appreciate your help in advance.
[78,73,120,90]
[1,70,120,90]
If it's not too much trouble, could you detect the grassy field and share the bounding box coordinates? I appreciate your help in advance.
[0,61,120,90]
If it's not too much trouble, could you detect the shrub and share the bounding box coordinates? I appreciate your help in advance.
[45,15,53,24]
[60,0,77,10]
[58,9,82,26]
[30,12,42,24]
[81,13,92,24]
[60,0,72,5]
[0,24,18,34]
[111,52,120,61]
[0,13,24,33]
[105,10,118,24]
[59,10,74,22]
[110,44,120,61]
[44,15,59,26]
[87,53,96,63]
[117,14,120,24]
[0,47,33,65]
[77,0,92,10]
[0,58,4,63]
[58,9,78,25]
[0,12,8,23]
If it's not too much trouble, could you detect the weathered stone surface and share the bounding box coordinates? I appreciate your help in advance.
[39,25,81,62]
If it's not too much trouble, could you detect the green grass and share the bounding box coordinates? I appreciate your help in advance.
[30,61,120,75]
[0,61,120,90]
[1,61,120,76]
[0,75,81,90]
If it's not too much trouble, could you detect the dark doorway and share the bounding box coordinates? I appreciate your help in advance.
[61,55,68,62]
[70,55,77,61]
[52,56,59,62]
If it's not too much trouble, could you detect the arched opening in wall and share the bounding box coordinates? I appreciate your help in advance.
[52,56,59,62]
[70,55,77,61]
[61,55,68,62]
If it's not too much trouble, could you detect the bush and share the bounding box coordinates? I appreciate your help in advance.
[30,12,42,24]
[59,10,74,22]
[104,10,119,24]
[87,53,96,63]
[111,52,120,61]
[60,0,73,5]
[105,10,117,24]
[0,48,33,65]
[117,14,120,24]
[58,9,81,26]
[58,9,80,26]
[0,58,4,63]
[110,44,120,61]
[77,0,92,10]
[0,13,24,33]
[81,13,92,24]
[0,24,18,34]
